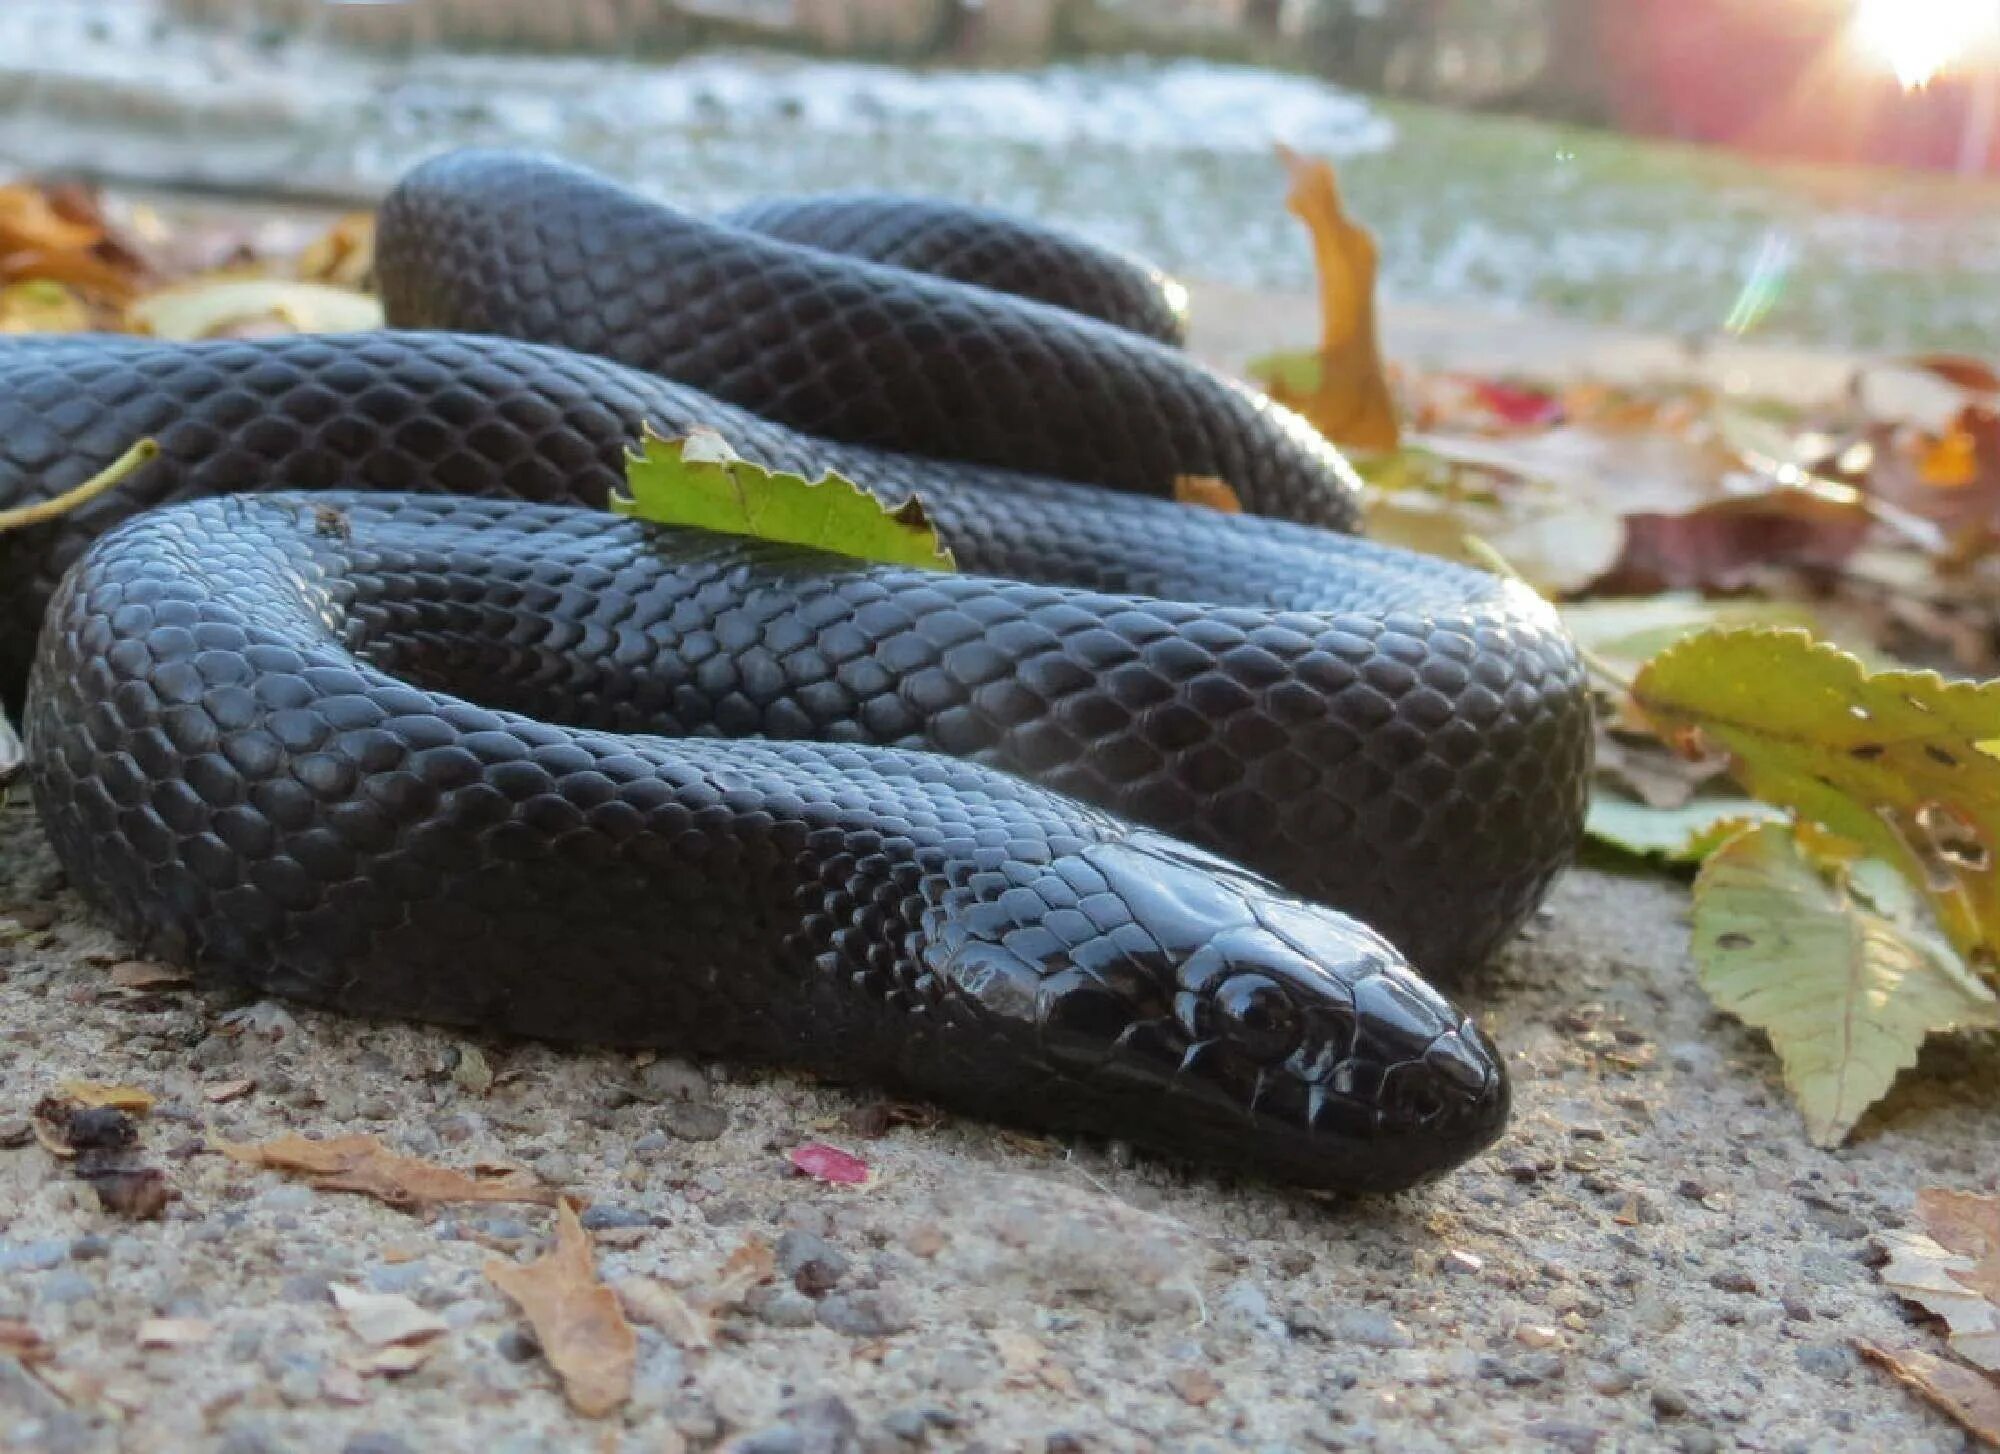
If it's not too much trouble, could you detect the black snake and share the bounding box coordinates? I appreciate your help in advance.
[0,151,1591,1193]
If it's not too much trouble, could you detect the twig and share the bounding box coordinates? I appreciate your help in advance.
[0,439,159,535]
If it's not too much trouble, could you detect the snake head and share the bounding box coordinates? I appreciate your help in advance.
[926,831,1508,1193]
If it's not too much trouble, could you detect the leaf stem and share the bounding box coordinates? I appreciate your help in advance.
[0,438,159,535]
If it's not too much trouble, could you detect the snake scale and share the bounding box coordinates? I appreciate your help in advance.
[0,151,1591,1192]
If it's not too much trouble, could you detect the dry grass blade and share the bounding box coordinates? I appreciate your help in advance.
[0,438,158,534]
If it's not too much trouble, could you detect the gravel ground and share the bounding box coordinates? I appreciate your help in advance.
[2,268,1992,1450]
[2,790,1994,1453]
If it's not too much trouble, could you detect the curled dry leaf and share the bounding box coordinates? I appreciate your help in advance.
[60,1081,156,1114]
[1856,1339,2000,1448]
[1875,1189,2000,1371]
[788,1142,871,1186]
[127,277,383,341]
[484,1201,636,1418]
[215,1132,559,1214]
[1246,146,1399,453]
[108,960,190,990]
[711,1237,777,1306]
[331,1284,449,1347]
[136,1318,213,1349]
[616,1279,713,1350]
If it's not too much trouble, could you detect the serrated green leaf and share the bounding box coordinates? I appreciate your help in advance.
[1560,595,1826,683]
[1586,790,1783,863]
[612,427,955,572]
[1693,823,2000,1146]
[1634,629,2000,974]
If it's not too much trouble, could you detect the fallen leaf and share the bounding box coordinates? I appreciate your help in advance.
[202,1078,255,1104]
[60,1081,155,1114]
[0,1319,50,1364]
[297,212,375,289]
[484,1201,635,1418]
[348,1341,437,1377]
[616,1278,713,1350]
[1586,791,1783,863]
[108,960,190,990]
[1878,1227,2000,1371]
[137,1318,213,1348]
[1245,146,1398,452]
[1172,475,1242,513]
[710,1238,777,1306]
[214,1132,559,1213]
[613,427,955,572]
[1856,1339,2000,1446]
[331,1285,449,1347]
[1918,1187,2000,1284]
[1693,824,2000,1145]
[127,276,383,340]
[0,280,91,333]
[788,1142,871,1186]
[1635,629,2000,971]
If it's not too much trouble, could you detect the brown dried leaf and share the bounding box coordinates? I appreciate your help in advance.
[1879,1226,2000,1371]
[60,1081,155,1114]
[1919,1189,2000,1306]
[1251,146,1399,453]
[0,1319,50,1364]
[484,1201,635,1418]
[1173,475,1243,513]
[297,212,376,289]
[616,1278,713,1350]
[214,1132,559,1213]
[1856,1339,2000,1447]
[108,960,190,990]
[710,1237,777,1307]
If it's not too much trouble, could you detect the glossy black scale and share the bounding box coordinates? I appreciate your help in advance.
[0,151,1592,1191]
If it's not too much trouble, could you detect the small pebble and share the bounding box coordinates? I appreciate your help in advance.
[662,1101,730,1141]
[752,1287,820,1328]
[1330,1307,1412,1350]
[1707,1270,1758,1295]
[0,1241,70,1274]
[1651,1387,1691,1419]
[817,1289,914,1337]
[579,1204,653,1231]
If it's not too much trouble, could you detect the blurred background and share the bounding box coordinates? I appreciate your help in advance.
[3,0,1998,350]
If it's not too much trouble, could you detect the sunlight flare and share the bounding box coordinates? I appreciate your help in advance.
[1851,0,1999,89]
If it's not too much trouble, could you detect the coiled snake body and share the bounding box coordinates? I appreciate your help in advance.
[0,152,1590,1192]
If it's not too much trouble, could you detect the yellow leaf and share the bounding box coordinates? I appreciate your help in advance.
[1692,823,2000,1145]
[484,1201,636,1418]
[1635,629,2000,971]
[613,427,955,572]
[128,277,383,340]
[1172,474,1242,513]
[0,280,91,333]
[1246,146,1399,453]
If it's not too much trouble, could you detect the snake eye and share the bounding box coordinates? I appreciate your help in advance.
[1213,974,1299,1062]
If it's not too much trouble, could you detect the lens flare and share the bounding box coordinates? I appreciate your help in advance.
[1851,0,1998,89]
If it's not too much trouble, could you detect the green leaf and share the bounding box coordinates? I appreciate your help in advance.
[1693,823,2000,1146]
[612,428,954,572]
[1634,629,2000,974]
[1586,790,1784,863]
[1559,595,1827,684]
